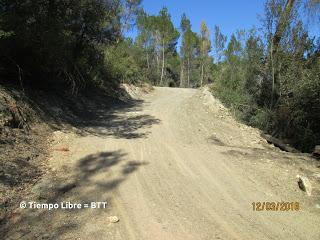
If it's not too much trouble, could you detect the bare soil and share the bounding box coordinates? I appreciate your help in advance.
[2,87,320,240]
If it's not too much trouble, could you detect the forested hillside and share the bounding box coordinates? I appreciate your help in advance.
[0,0,319,151]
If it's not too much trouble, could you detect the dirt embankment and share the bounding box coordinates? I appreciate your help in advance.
[0,86,51,225]
[0,83,151,233]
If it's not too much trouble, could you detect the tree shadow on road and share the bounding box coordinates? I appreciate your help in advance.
[1,150,148,239]
[1,87,158,238]
[76,102,161,139]
[33,89,161,139]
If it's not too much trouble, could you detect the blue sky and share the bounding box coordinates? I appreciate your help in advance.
[126,0,319,43]
[127,0,265,41]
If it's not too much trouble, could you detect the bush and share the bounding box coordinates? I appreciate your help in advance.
[0,0,124,93]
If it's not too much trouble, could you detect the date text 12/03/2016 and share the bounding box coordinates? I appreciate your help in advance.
[252,202,300,211]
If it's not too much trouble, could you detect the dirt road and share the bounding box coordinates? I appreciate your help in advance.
[6,87,320,239]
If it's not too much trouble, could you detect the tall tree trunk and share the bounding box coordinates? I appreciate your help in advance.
[200,61,204,87]
[180,61,184,87]
[160,39,165,85]
[200,40,205,87]
[187,57,190,87]
[146,52,150,70]
[156,53,160,76]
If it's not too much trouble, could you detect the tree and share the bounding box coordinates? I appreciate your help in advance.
[0,0,142,92]
[199,21,211,86]
[179,13,190,87]
[213,25,227,62]
[262,0,297,107]
[135,8,179,86]
[136,10,157,83]
[157,7,180,85]
[212,0,319,151]
[243,29,264,100]
[180,14,198,87]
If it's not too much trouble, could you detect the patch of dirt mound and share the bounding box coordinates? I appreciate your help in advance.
[197,86,267,149]
[201,86,231,117]
[119,83,153,101]
[0,86,51,229]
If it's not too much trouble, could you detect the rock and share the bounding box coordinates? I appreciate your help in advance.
[313,145,320,158]
[108,216,119,223]
[297,175,312,196]
[40,233,51,239]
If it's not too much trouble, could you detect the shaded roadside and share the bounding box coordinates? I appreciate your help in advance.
[1,150,148,239]
[0,84,158,238]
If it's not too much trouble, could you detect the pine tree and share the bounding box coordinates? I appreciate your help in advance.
[180,14,198,87]
[157,7,180,85]
[199,21,211,86]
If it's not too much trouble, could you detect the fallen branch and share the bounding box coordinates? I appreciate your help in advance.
[261,133,299,153]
